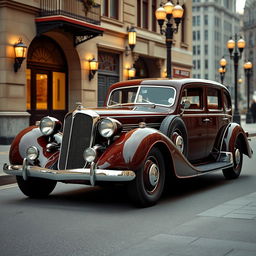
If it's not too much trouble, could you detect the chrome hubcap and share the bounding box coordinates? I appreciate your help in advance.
[234,148,241,165]
[175,135,184,153]
[148,163,160,187]
[144,159,160,193]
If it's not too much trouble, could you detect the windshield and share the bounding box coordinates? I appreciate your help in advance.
[108,86,176,107]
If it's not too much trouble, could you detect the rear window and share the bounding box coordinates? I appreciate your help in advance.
[207,88,222,110]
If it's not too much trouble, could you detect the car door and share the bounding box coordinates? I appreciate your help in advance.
[205,87,224,156]
[181,85,208,162]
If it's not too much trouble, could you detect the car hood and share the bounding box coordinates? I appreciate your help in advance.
[88,106,171,118]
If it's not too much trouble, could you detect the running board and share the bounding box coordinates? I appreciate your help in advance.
[194,152,233,173]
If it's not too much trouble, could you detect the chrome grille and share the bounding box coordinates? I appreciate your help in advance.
[59,111,98,170]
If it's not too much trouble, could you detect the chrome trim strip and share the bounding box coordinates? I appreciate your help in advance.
[3,163,136,184]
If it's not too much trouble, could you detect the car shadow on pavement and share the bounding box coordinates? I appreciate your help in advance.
[4,173,251,212]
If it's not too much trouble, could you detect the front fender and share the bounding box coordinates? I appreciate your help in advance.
[9,126,59,168]
[223,123,253,158]
[97,128,171,171]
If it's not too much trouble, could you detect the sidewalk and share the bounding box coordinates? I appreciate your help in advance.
[0,120,255,177]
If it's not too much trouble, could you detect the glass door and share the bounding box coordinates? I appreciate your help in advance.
[27,69,67,125]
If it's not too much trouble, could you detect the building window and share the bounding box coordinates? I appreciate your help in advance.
[102,0,119,20]
[204,15,208,25]
[102,0,108,16]
[196,16,200,26]
[138,0,157,31]
[193,31,196,40]
[197,45,200,54]
[205,59,208,69]
[193,46,196,55]
[137,0,141,27]
[142,0,149,29]
[152,0,157,32]
[204,30,208,40]
[205,45,208,54]
[193,60,196,69]
[181,5,187,43]
[197,60,200,69]
[197,31,200,40]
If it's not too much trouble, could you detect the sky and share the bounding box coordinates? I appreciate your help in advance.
[236,0,246,13]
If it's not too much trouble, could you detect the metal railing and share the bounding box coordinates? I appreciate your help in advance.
[39,0,101,25]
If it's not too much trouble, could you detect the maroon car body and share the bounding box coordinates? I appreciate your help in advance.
[4,79,253,206]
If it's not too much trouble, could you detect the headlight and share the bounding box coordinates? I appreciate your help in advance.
[39,116,60,136]
[83,147,97,163]
[98,118,121,138]
[26,146,39,161]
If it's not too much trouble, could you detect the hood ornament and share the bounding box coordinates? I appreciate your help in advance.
[76,102,84,111]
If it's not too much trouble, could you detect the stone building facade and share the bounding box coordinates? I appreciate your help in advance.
[0,0,192,144]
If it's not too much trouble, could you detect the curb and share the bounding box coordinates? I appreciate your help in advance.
[0,175,16,186]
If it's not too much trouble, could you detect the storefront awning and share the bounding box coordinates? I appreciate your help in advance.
[35,15,104,46]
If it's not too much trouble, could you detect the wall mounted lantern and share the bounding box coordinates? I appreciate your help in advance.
[127,67,136,79]
[125,26,137,56]
[14,38,27,72]
[88,58,99,80]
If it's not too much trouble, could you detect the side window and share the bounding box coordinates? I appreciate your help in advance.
[223,91,232,112]
[207,88,222,110]
[181,87,203,109]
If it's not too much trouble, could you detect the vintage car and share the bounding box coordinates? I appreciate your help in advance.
[3,78,253,207]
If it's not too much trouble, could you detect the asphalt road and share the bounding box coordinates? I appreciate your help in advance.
[0,138,256,256]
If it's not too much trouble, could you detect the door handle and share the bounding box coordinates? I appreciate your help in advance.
[203,118,210,122]
[222,117,229,121]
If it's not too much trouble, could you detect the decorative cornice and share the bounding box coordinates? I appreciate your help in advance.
[0,0,39,15]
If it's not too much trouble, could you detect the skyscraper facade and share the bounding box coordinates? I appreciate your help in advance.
[192,0,240,95]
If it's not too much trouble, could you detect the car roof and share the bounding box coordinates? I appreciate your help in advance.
[109,78,229,92]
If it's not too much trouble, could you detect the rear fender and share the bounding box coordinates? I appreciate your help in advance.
[223,123,253,158]
[9,126,59,168]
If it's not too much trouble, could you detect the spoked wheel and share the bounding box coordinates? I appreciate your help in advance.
[222,138,243,179]
[127,147,165,207]
[16,176,57,198]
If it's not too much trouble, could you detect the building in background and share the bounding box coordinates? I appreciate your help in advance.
[192,0,240,97]
[0,0,192,144]
[243,0,256,100]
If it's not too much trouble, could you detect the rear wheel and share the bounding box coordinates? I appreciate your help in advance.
[127,147,165,207]
[16,176,57,198]
[222,138,243,179]
[160,117,188,157]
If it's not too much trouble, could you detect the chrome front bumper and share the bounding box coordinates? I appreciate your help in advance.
[3,159,136,186]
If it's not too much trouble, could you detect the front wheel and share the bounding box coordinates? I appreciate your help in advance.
[127,147,165,207]
[222,138,243,179]
[16,176,57,198]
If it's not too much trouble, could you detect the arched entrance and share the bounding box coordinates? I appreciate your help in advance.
[27,36,68,125]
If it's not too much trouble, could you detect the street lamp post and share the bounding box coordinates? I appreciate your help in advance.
[219,57,227,84]
[227,34,246,124]
[244,61,253,123]
[155,1,184,79]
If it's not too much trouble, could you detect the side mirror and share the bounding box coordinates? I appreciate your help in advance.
[181,100,191,109]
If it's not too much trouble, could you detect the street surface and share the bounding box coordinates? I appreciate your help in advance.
[0,125,256,256]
